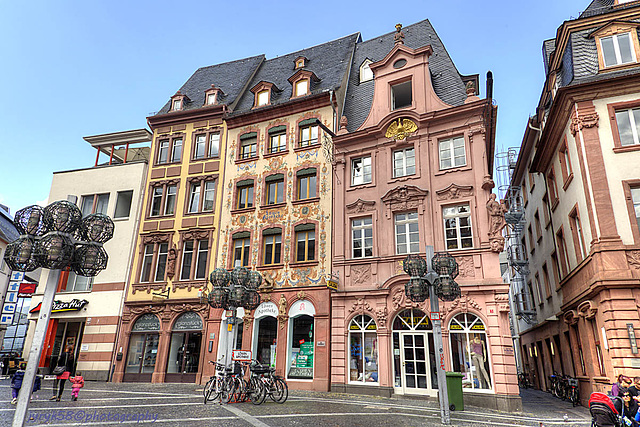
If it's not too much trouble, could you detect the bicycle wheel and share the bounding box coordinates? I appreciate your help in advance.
[270,377,288,403]
[238,378,250,402]
[204,377,220,403]
[571,388,580,407]
[249,377,265,405]
[222,377,236,403]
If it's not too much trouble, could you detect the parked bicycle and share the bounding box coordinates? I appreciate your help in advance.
[518,371,531,389]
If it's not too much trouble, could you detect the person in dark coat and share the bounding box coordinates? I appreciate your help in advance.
[50,346,74,402]
[621,391,639,427]
[10,363,40,404]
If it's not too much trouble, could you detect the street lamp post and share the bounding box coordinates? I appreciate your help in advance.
[403,246,460,425]
[205,267,261,369]
[3,201,113,427]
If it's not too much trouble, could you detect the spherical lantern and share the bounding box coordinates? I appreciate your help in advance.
[243,290,261,310]
[79,214,114,243]
[3,237,39,272]
[230,266,249,287]
[36,232,75,269]
[209,268,230,288]
[208,287,228,309]
[403,254,427,278]
[434,276,461,302]
[13,205,46,236]
[432,252,459,279]
[228,285,245,307]
[71,243,108,276]
[405,277,428,303]
[42,200,82,234]
[247,270,262,290]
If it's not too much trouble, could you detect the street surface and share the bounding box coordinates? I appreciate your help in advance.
[0,378,592,427]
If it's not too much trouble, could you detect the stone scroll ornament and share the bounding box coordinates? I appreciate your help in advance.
[486,193,508,252]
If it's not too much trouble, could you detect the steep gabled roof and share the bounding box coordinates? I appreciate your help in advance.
[580,0,616,19]
[232,33,360,114]
[156,55,265,114]
[342,19,467,133]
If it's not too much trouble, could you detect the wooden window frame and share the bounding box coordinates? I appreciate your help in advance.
[293,223,317,264]
[179,237,210,282]
[185,177,217,215]
[608,99,640,153]
[295,168,318,202]
[231,232,252,268]
[569,205,587,263]
[262,228,283,266]
[264,174,285,207]
[235,180,255,211]
[266,125,288,156]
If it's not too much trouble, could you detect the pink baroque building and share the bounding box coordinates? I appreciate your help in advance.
[329,21,520,411]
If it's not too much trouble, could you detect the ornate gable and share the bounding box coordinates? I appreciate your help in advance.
[381,185,428,217]
[435,183,474,201]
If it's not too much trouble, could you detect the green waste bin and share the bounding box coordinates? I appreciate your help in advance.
[445,372,464,411]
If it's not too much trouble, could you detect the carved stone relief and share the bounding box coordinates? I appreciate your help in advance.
[435,183,473,201]
[352,265,371,286]
[349,297,373,314]
[346,199,376,214]
[456,256,475,278]
[381,185,428,216]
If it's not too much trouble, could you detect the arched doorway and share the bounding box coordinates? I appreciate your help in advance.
[165,312,203,383]
[448,312,492,390]
[287,300,315,380]
[392,308,437,395]
[124,314,160,382]
[253,302,278,367]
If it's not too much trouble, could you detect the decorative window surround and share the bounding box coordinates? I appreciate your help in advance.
[591,22,640,71]
[250,81,277,108]
[192,130,220,160]
[156,135,184,165]
[360,59,373,83]
[170,91,189,112]
[288,69,319,100]
[439,136,466,170]
[134,233,172,293]
[148,179,180,218]
[608,100,640,152]
[203,84,222,106]
[185,176,217,214]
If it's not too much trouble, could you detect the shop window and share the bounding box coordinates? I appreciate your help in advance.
[443,204,472,250]
[166,312,203,379]
[193,132,220,160]
[393,147,415,177]
[600,32,636,68]
[125,314,160,379]
[296,168,317,200]
[239,133,257,160]
[80,193,109,216]
[157,137,182,164]
[265,174,285,205]
[180,239,209,281]
[352,217,373,258]
[150,183,177,217]
[395,212,419,254]
[236,180,254,210]
[114,190,133,219]
[351,156,372,185]
[262,228,282,266]
[391,80,412,110]
[349,315,378,384]
[287,300,315,379]
[232,232,251,267]
[268,126,287,154]
[298,120,318,147]
[187,179,216,213]
[294,224,315,262]
[254,302,278,367]
[391,309,436,391]
[439,136,466,170]
[140,241,169,283]
[449,313,492,390]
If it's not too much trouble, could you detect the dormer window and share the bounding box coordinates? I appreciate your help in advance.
[257,90,269,106]
[170,91,188,112]
[601,33,635,67]
[295,80,309,97]
[360,59,373,83]
[295,56,307,69]
[250,81,276,109]
[391,80,412,110]
[204,85,222,106]
[173,99,182,111]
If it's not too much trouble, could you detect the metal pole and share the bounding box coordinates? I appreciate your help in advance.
[13,268,59,427]
[426,246,450,425]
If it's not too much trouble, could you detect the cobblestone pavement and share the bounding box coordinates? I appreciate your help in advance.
[0,379,592,427]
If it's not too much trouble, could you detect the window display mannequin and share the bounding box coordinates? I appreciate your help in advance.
[470,335,491,389]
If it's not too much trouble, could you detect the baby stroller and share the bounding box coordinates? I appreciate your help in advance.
[589,392,627,427]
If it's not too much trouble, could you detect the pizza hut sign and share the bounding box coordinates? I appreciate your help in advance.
[30,299,89,313]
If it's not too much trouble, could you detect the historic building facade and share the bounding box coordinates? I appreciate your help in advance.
[508,0,640,404]
[113,57,265,383]
[210,34,358,391]
[329,21,519,411]
[24,129,151,381]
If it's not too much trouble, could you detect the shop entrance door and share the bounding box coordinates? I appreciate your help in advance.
[399,332,435,395]
[165,332,202,383]
[123,333,159,382]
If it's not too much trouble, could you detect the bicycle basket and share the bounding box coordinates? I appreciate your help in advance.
[568,378,579,387]
[250,364,272,375]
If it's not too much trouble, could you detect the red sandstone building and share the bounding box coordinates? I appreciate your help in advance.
[329,21,520,411]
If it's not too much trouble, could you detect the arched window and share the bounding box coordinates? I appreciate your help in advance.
[124,314,160,381]
[449,312,492,390]
[349,315,378,384]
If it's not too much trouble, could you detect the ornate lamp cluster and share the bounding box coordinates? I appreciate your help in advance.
[206,267,262,311]
[3,201,114,275]
[403,252,461,303]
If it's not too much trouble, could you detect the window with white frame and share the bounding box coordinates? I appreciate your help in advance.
[393,147,415,177]
[439,136,466,170]
[187,179,217,213]
[257,90,269,106]
[352,217,373,258]
[295,80,309,97]
[349,315,378,383]
[194,132,220,159]
[615,107,640,146]
[80,193,109,216]
[443,204,473,250]
[395,212,419,254]
[180,239,209,281]
[351,156,372,185]
[600,32,636,68]
[268,126,287,153]
[150,184,177,217]
[63,270,93,292]
[360,60,373,83]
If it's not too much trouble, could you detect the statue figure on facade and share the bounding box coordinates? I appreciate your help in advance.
[486,193,508,252]
[166,243,178,279]
[259,271,275,292]
[278,294,287,316]
[394,23,405,45]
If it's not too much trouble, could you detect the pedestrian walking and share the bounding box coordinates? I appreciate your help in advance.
[69,372,84,401]
[50,346,74,402]
[10,363,41,404]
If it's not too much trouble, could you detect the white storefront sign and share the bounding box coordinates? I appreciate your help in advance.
[254,302,278,319]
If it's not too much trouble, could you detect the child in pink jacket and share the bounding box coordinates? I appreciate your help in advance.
[69,372,84,401]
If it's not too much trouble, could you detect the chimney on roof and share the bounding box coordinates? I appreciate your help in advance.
[394,24,405,45]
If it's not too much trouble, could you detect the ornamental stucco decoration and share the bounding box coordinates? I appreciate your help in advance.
[385,118,417,141]
[456,256,475,278]
[562,309,579,325]
[577,300,597,319]
[346,199,376,214]
[627,250,640,270]
[352,265,371,286]
[381,185,428,217]
[375,306,388,328]
[570,108,599,136]
[435,183,473,201]
[349,297,373,314]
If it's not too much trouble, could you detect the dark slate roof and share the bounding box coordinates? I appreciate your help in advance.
[580,0,616,18]
[0,208,18,244]
[542,39,556,75]
[156,55,265,114]
[231,34,360,115]
[342,19,467,133]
